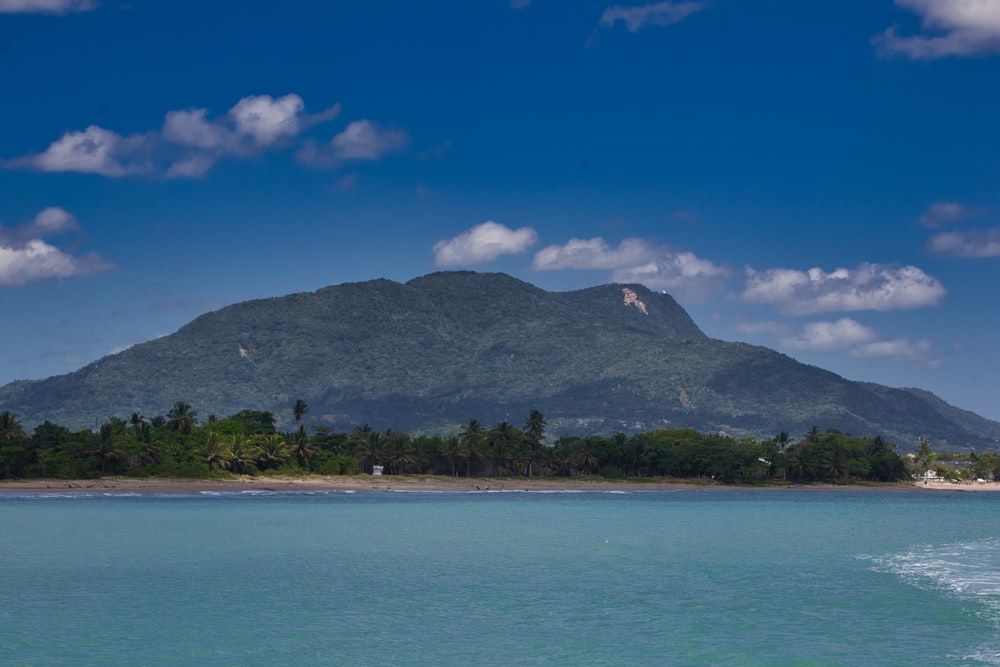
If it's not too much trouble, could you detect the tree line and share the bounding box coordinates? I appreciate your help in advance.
[0,402,921,483]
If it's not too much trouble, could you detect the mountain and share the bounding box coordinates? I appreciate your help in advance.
[2,271,998,450]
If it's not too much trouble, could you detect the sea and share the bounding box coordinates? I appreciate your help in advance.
[2,488,999,666]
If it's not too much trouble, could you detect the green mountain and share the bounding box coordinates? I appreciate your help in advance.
[2,271,998,450]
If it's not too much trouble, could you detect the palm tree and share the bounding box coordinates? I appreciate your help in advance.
[255,433,290,470]
[784,447,814,481]
[197,432,233,471]
[291,425,318,469]
[0,411,28,478]
[226,435,260,475]
[93,422,124,475]
[576,439,601,475]
[168,401,197,436]
[292,399,309,428]
[442,436,462,477]
[385,431,415,475]
[523,409,546,478]
[352,428,384,474]
[459,419,485,477]
[487,421,517,475]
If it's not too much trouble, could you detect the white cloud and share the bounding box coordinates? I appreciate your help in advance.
[917,201,977,228]
[778,317,931,360]
[228,94,306,148]
[0,240,111,285]
[164,154,217,179]
[532,237,656,270]
[875,0,1000,59]
[611,251,731,296]
[330,120,409,161]
[14,126,148,177]
[600,0,708,32]
[434,221,538,267]
[0,206,77,245]
[0,0,95,14]
[26,207,78,236]
[532,236,729,298]
[927,228,1000,257]
[162,108,231,150]
[742,263,946,314]
[734,320,794,337]
[9,94,344,178]
[780,318,877,352]
[0,208,113,286]
[851,338,932,359]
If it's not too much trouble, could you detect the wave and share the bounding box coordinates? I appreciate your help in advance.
[864,539,1000,665]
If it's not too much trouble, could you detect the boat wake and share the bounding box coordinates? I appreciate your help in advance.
[863,538,1000,665]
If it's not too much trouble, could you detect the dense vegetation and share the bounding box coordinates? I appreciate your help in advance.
[2,402,955,485]
[3,272,998,450]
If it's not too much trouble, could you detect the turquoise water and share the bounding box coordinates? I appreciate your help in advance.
[2,489,999,666]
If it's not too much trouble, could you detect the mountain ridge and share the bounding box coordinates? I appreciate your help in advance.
[2,271,998,450]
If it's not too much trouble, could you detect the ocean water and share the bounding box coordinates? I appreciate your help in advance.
[1,489,999,666]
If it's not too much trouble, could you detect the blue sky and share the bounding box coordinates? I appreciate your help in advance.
[2,0,1000,422]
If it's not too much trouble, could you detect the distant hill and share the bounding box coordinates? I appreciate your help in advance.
[2,271,998,450]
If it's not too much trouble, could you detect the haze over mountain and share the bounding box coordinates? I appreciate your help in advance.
[2,272,998,451]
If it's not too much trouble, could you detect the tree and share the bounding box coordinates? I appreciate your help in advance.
[459,419,485,477]
[385,431,415,475]
[197,432,232,471]
[575,438,602,475]
[487,421,518,475]
[441,436,462,477]
[523,409,546,478]
[914,440,936,475]
[352,427,383,474]
[0,411,29,478]
[168,401,197,436]
[291,425,318,469]
[226,435,260,475]
[292,399,309,428]
[255,434,290,470]
[92,422,124,475]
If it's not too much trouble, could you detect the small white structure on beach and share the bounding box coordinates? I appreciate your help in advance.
[372,465,384,476]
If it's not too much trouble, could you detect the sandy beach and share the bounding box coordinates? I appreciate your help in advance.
[2,475,998,494]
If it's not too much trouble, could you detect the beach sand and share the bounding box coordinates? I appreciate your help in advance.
[2,475,998,494]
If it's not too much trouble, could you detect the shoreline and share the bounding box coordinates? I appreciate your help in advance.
[2,475,998,495]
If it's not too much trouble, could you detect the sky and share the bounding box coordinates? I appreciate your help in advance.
[2,0,1000,422]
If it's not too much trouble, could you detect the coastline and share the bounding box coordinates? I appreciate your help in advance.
[2,475,998,494]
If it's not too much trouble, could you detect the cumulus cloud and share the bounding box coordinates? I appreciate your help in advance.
[434,221,538,267]
[532,237,655,270]
[331,120,409,161]
[780,318,877,352]
[8,94,344,178]
[874,0,1000,59]
[296,120,409,168]
[162,108,231,150]
[228,94,307,148]
[0,0,95,14]
[25,206,78,237]
[0,208,113,286]
[742,263,946,315]
[11,125,149,177]
[532,236,729,298]
[0,207,77,246]
[927,228,1000,257]
[778,317,931,360]
[610,251,731,296]
[599,0,709,32]
[917,201,978,228]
